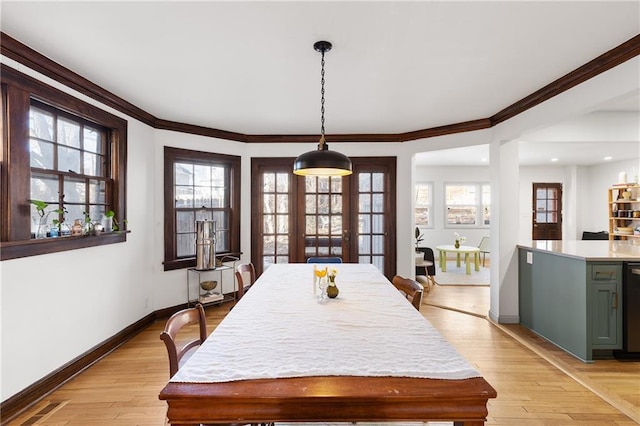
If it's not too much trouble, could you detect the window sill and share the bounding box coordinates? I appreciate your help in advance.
[0,231,130,261]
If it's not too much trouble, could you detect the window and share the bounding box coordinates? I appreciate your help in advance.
[163,147,240,271]
[1,65,127,260]
[415,182,433,228]
[445,183,490,227]
[30,101,111,234]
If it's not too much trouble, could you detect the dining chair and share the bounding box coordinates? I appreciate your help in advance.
[306,256,343,263]
[235,262,256,300]
[478,236,491,266]
[392,275,424,310]
[415,247,437,291]
[160,304,273,426]
[160,303,207,377]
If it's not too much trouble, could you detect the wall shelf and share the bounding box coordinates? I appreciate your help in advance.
[608,185,640,240]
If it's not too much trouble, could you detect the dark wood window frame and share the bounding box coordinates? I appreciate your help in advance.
[163,146,241,271]
[0,65,127,261]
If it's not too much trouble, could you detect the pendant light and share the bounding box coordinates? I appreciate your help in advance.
[293,41,352,176]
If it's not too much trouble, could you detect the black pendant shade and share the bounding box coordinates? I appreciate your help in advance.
[293,41,352,177]
[293,138,352,177]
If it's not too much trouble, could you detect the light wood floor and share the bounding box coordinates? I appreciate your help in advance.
[7,283,640,425]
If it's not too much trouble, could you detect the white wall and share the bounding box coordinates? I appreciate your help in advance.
[415,165,490,251]
[0,59,156,401]
[415,160,640,253]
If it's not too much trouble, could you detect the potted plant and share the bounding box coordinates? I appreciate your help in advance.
[104,210,126,232]
[51,206,69,237]
[31,200,65,239]
[414,226,424,252]
[82,211,95,235]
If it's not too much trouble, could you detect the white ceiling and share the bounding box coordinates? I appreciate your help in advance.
[416,97,640,167]
[1,1,639,165]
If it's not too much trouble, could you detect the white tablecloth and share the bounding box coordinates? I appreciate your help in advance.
[171,263,480,383]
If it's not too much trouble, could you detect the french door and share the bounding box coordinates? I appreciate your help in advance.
[251,157,396,279]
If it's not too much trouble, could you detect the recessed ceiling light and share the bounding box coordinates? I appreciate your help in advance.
[604,156,612,161]
[481,158,488,162]
[551,158,559,162]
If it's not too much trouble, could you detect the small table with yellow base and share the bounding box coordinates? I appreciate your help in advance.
[435,245,481,275]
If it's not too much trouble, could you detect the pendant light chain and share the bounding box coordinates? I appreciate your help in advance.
[292,40,351,177]
[320,49,326,140]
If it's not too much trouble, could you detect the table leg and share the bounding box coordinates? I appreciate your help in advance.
[465,253,471,274]
[474,252,480,271]
[456,253,461,267]
[439,250,447,272]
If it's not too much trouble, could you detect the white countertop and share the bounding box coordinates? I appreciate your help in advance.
[517,240,640,261]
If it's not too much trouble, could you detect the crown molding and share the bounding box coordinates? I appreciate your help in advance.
[155,118,247,142]
[491,34,640,126]
[2,31,638,143]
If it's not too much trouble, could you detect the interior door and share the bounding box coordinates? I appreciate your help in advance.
[251,157,396,279]
[532,183,562,240]
[298,175,350,262]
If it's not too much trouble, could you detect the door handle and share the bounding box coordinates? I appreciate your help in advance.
[631,268,640,276]
[343,229,350,244]
[612,292,618,310]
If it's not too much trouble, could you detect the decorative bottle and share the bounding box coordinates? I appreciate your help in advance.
[327,275,339,298]
[71,219,84,236]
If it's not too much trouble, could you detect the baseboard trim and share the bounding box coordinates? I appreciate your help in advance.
[0,303,186,425]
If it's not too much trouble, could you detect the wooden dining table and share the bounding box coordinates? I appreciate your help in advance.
[159,263,496,425]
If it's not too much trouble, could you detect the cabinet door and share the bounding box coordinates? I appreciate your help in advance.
[591,281,620,347]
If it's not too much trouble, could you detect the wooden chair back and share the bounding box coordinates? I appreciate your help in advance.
[235,262,256,300]
[392,275,424,311]
[160,303,207,377]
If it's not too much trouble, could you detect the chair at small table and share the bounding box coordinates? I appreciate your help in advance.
[478,236,490,267]
[235,262,256,301]
[415,247,437,291]
[392,275,424,310]
[307,256,343,263]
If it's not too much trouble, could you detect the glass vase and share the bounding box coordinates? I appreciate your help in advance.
[317,278,328,304]
[327,277,339,299]
[36,219,49,239]
[59,222,71,236]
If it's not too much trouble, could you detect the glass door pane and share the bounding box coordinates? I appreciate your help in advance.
[303,176,343,259]
[357,172,386,273]
[261,172,290,270]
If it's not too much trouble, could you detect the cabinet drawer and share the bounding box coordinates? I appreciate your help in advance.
[591,265,618,281]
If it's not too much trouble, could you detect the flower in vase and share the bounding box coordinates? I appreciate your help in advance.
[454,232,466,245]
[314,267,327,279]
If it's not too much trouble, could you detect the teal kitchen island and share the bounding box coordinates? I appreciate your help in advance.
[518,240,640,362]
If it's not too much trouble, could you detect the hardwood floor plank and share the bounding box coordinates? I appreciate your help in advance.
[6,285,639,425]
